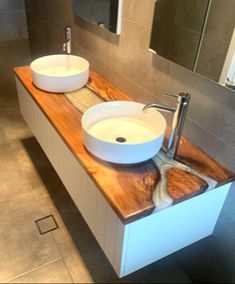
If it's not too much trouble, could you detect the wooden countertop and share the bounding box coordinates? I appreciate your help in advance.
[14,66,235,224]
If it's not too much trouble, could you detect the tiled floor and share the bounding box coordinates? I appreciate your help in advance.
[0,83,235,283]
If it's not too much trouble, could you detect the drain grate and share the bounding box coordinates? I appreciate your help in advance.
[35,214,59,235]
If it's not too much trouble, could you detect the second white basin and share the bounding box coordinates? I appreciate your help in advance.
[30,54,89,93]
[81,101,166,164]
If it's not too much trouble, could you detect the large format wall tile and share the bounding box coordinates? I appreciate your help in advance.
[0,66,18,93]
[196,35,229,82]
[0,39,30,67]
[174,0,208,32]
[168,63,235,149]
[183,118,235,172]
[169,25,200,70]
[123,0,155,27]
[0,0,25,12]
[205,0,235,42]
[0,0,30,94]
[26,12,49,59]
[0,10,28,41]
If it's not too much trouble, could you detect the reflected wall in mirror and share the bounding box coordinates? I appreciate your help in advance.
[150,0,209,70]
[150,0,235,91]
[72,0,123,34]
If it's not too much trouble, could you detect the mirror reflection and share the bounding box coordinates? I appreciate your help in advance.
[72,0,122,34]
[150,0,235,91]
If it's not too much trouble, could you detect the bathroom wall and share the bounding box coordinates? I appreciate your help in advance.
[150,0,208,70]
[73,0,111,30]
[151,0,235,82]
[24,0,235,172]
[0,0,31,93]
[196,0,235,81]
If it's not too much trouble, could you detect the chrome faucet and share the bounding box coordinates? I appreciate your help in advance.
[63,26,71,54]
[143,93,191,159]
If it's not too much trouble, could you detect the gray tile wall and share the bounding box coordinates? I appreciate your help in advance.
[150,0,208,70]
[196,0,235,81]
[25,0,235,172]
[0,0,31,93]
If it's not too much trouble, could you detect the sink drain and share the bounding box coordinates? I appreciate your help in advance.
[116,137,126,143]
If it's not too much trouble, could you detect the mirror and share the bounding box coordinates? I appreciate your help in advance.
[72,0,123,34]
[150,0,235,91]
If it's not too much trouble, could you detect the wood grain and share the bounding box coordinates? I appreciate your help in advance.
[166,167,208,204]
[88,70,132,102]
[14,66,235,224]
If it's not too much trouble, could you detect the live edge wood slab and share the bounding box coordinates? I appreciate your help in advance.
[14,66,235,224]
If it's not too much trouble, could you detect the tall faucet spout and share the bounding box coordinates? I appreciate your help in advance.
[63,26,71,54]
[143,103,176,113]
[167,93,190,159]
[143,93,191,159]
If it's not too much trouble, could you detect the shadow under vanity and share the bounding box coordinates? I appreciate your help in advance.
[14,66,235,278]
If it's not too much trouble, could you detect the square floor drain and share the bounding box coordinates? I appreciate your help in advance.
[35,215,59,235]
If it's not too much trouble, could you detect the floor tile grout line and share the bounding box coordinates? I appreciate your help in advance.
[36,192,77,283]
[122,16,152,29]
[16,122,79,283]
[51,227,76,284]
[3,256,62,283]
[0,100,65,283]
[30,186,76,283]
[28,180,76,282]
[9,143,75,283]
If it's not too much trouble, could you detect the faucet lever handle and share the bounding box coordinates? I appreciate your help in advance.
[178,92,191,102]
[164,93,191,102]
[164,93,178,99]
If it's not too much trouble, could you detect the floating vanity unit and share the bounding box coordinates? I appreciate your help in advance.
[14,66,235,278]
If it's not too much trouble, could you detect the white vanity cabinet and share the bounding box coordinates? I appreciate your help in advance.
[16,77,232,278]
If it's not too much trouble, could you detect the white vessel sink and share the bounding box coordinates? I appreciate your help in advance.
[30,54,89,93]
[81,101,166,164]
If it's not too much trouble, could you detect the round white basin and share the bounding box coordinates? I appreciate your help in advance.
[30,54,89,93]
[81,101,166,164]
